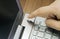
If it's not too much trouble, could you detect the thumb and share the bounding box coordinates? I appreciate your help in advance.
[46,19,60,31]
[28,6,53,18]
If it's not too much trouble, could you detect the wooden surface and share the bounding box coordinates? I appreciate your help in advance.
[20,0,54,13]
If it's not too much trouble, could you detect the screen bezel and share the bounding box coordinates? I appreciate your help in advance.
[8,0,23,39]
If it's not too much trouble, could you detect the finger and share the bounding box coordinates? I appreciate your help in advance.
[46,19,60,31]
[28,6,53,18]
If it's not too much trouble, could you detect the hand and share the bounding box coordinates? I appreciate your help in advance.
[28,0,60,31]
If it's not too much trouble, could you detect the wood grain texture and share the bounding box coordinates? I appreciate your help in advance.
[20,0,54,13]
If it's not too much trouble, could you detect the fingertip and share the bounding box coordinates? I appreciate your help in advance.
[45,19,56,27]
[28,12,37,18]
[28,14,34,18]
[45,19,60,31]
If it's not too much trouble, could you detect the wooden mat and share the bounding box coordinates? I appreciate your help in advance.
[20,0,54,13]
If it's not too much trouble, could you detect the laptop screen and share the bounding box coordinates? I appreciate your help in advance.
[0,0,23,39]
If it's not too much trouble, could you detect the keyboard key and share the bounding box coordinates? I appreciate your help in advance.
[40,21,46,26]
[40,38,45,39]
[44,33,51,39]
[39,26,47,32]
[53,33,58,36]
[32,36,36,39]
[37,32,44,37]
[29,36,36,39]
[35,20,40,25]
[35,17,46,26]
[52,35,59,39]
[34,26,40,31]
[45,29,52,34]
[35,17,46,24]
[32,29,38,35]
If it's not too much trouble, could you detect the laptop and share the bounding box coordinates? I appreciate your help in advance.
[8,0,60,39]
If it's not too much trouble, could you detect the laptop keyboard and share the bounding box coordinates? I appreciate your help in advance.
[28,17,60,39]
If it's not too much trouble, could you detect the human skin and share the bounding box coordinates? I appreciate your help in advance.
[28,0,60,31]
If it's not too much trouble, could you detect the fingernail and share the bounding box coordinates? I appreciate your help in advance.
[28,16,31,18]
[28,15,32,18]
